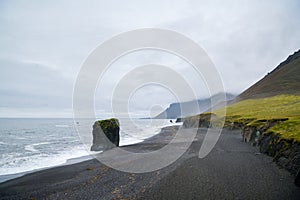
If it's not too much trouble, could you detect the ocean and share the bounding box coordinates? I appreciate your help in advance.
[0,118,173,182]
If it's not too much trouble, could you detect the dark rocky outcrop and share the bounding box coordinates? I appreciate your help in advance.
[91,118,120,151]
[259,133,300,176]
[225,118,300,184]
[259,132,300,187]
[182,114,300,185]
[239,118,288,146]
[182,113,217,129]
[175,118,182,123]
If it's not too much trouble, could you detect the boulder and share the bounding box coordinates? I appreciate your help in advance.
[175,118,182,123]
[91,118,120,151]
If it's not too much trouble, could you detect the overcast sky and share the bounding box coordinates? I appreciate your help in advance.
[1,0,300,118]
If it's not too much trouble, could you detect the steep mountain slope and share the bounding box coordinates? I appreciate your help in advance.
[182,50,300,179]
[237,49,300,100]
[154,93,235,119]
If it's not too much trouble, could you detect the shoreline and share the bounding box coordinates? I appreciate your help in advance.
[1,126,299,199]
[0,154,96,184]
[0,125,182,199]
[0,123,181,184]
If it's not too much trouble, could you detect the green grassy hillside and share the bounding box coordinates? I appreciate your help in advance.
[184,50,300,142]
[214,95,300,141]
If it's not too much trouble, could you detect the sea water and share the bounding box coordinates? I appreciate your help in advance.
[0,118,174,182]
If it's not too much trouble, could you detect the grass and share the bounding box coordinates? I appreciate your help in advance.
[214,95,300,142]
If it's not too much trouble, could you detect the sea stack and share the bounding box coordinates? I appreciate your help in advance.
[91,118,120,151]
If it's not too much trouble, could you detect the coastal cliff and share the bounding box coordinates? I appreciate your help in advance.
[154,93,235,119]
[180,111,300,182]
[179,50,300,184]
[227,118,300,177]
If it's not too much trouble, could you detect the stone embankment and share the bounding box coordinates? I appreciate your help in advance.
[181,114,300,185]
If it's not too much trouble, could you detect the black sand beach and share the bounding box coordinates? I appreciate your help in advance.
[1,126,300,200]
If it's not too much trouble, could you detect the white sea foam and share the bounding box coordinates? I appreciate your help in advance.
[163,121,183,127]
[24,142,51,152]
[0,118,174,182]
[15,137,26,140]
[55,124,69,128]
[0,145,90,176]
[24,144,39,152]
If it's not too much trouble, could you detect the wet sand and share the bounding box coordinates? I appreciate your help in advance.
[1,126,299,199]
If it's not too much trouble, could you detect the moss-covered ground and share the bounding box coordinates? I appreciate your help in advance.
[213,95,300,142]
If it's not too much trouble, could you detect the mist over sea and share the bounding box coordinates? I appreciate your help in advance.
[0,118,173,182]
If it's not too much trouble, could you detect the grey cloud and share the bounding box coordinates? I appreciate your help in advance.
[1,0,300,117]
[0,59,72,109]
[164,0,300,93]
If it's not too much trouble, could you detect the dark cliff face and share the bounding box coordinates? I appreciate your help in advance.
[91,118,120,151]
[154,93,235,119]
[237,49,300,101]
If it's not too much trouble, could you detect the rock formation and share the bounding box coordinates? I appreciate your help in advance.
[91,118,120,151]
[182,113,217,129]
